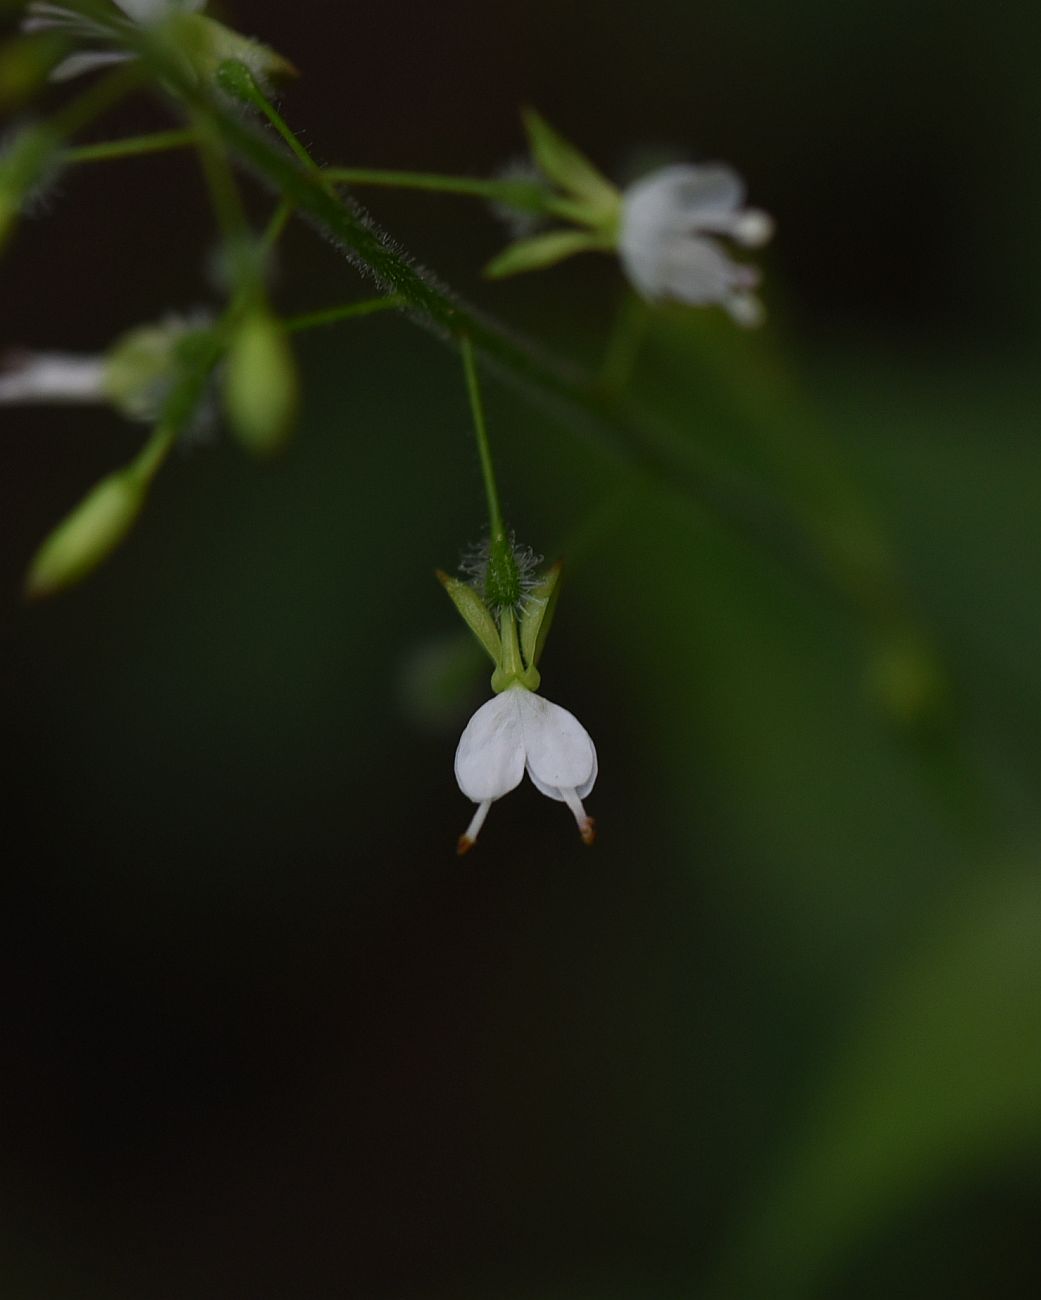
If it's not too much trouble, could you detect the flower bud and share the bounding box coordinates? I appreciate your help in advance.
[25,469,149,599]
[222,307,298,456]
[25,420,174,598]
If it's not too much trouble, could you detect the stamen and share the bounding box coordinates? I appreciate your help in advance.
[562,789,596,846]
[457,799,492,855]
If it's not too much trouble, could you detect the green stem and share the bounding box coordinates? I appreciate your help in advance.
[50,61,143,138]
[129,423,176,485]
[599,290,651,391]
[460,335,505,542]
[99,45,918,641]
[323,167,550,212]
[60,129,197,165]
[258,197,294,255]
[225,66,320,175]
[192,113,249,246]
[284,296,405,334]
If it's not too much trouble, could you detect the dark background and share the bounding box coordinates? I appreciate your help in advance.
[2,2,1040,1297]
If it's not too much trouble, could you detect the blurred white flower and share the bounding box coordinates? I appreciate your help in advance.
[0,350,107,403]
[454,682,597,852]
[618,163,774,326]
[23,1,206,80]
[0,312,212,423]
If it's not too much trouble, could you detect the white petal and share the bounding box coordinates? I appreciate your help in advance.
[453,690,526,803]
[515,689,597,802]
[49,50,134,81]
[0,352,107,403]
[622,223,758,307]
[115,0,205,22]
[725,291,766,328]
[626,164,745,229]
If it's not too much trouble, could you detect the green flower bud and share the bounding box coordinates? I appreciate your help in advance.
[26,473,143,599]
[222,307,298,456]
[25,424,173,599]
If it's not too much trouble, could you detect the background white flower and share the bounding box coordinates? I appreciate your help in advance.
[618,163,774,326]
[24,1,207,80]
[454,682,597,852]
[0,350,107,403]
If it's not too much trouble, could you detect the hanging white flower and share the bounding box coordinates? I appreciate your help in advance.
[0,312,212,422]
[618,163,774,326]
[439,549,597,853]
[455,681,597,852]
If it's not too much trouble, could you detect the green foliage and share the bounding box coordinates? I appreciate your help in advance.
[716,868,1041,1297]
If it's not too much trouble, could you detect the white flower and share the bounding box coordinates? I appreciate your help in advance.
[0,312,212,422]
[0,350,107,403]
[454,681,597,852]
[23,1,206,81]
[618,163,774,326]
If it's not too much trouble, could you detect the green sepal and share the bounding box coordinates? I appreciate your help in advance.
[484,229,606,280]
[167,14,297,88]
[520,561,562,670]
[521,108,618,214]
[437,571,502,665]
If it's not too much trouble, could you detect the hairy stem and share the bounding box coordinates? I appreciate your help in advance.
[461,336,505,542]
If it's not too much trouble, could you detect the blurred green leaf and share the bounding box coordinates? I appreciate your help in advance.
[716,867,1041,1297]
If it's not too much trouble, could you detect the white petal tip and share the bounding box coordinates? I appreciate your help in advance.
[733,210,774,248]
[726,293,766,328]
